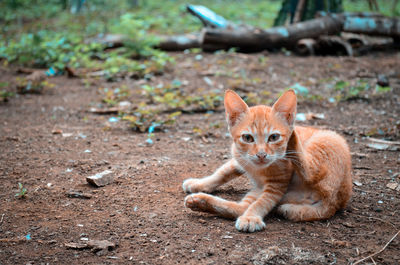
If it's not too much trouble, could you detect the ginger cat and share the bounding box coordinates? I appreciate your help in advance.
[182,90,352,232]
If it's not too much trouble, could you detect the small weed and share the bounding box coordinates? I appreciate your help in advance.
[101,86,130,106]
[15,183,27,199]
[375,85,392,93]
[348,80,369,98]
[329,79,372,101]
[15,77,55,94]
[0,90,14,102]
[258,55,268,66]
[334,80,350,91]
[122,104,182,132]
[114,81,226,132]
[0,82,14,102]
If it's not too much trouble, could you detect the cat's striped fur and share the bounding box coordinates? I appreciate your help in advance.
[183,90,352,232]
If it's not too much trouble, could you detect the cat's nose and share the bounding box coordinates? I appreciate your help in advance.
[256,152,267,159]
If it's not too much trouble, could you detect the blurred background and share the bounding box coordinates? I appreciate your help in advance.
[0,0,398,77]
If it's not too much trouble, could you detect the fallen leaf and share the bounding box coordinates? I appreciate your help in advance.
[327,239,351,247]
[296,112,325,122]
[52,129,63,135]
[386,182,398,190]
[307,113,325,120]
[353,181,362,186]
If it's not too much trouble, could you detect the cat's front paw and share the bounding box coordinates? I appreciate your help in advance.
[182,178,208,193]
[235,215,266,233]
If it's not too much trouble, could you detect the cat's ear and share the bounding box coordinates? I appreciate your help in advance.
[272,89,297,126]
[224,90,249,128]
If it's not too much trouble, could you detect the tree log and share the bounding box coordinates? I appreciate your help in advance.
[342,16,400,38]
[156,33,202,51]
[203,15,344,51]
[201,10,400,52]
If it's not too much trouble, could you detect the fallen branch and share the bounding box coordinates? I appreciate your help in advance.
[202,15,344,51]
[196,6,400,52]
[0,213,4,226]
[365,137,400,151]
[352,230,400,265]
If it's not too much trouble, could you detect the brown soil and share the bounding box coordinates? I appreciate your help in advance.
[1,52,399,265]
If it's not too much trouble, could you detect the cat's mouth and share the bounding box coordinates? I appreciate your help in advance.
[253,157,273,166]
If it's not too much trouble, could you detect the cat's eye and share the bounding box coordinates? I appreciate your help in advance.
[268,133,280,142]
[241,134,254,143]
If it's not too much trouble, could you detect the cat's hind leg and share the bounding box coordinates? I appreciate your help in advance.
[182,159,244,193]
[277,201,336,222]
[184,191,259,219]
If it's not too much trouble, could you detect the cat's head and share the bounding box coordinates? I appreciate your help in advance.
[224,90,297,168]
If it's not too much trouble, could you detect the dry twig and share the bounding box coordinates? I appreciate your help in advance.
[352,213,397,229]
[0,214,4,225]
[352,230,400,265]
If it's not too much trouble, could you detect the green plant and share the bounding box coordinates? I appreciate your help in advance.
[122,103,182,132]
[0,90,14,102]
[15,183,27,199]
[330,79,372,101]
[348,80,369,97]
[0,31,102,70]
[375,85,392,93]
[0,82,14,102]
[334,80,350,91]
[101,86,130,106]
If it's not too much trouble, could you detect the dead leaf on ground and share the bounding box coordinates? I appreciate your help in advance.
[386,182,400,191]
[51,129,63,135]
[296,112,325,122]
[324,239,351,248]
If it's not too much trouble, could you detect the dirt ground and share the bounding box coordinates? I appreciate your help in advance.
[0,52,399,265]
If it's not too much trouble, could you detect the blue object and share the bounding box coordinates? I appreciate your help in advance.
[25,234,31,240]
[290,83,309,96]
[148,123,160,134]
[344,17,377,31]
[46,67,56,77]
[145,138,153,145]
[295,113,307,122]
[108,117,120,123]
[171,79,182,88]
[187,5,228,28]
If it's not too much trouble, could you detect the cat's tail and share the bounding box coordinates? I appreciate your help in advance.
[276,201,337,222]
